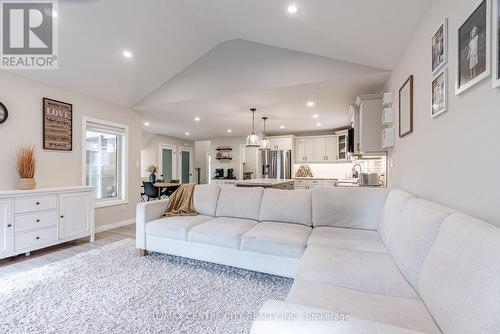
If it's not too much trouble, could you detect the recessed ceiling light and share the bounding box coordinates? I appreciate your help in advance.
[194,117,200,121]
[280,125,285,129]
[316,122,322,127]
[307,101,315,107]
[227,129,232,133]
[185,132,190,136]
[143,122,150,126]
[312,114,319,118]
[287,5,298,14]
[122,50,133,59]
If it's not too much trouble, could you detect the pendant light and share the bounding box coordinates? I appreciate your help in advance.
[246,108,260,147]
[259,117,271,151]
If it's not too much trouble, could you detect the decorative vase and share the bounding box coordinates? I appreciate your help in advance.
[18,178,36,190]
[149,173,156,183]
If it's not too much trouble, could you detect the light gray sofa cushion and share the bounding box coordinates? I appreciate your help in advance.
[307,226,387,253]
[241,222,312,258]
[418,214,500,334]
[194,184,221,216]
[296,246,419,299]
[146,215,213,241]
[216,187,264,221]
[389,199,454,287]
[312,187,389,230]
[259,189,312,226]
[286,280,440,334]
[188,217,258,249]
[378,189,415,247]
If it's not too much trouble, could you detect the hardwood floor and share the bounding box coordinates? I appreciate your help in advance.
[0,224,136,279]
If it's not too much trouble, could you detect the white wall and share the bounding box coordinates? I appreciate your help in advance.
[0,72,142,228]
[209,137,246,179]
[385,0,500,226]
[141,132,195,180]
[194,141,210,184]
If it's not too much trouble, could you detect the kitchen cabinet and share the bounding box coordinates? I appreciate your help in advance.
[0,199,12,258]
[295,136,336,163]
[293,179,338,190]
[294,137,317,162]
[350,95,385,154]
[267,137,293,151]
[315,136,337,162]
[335,130,348,161]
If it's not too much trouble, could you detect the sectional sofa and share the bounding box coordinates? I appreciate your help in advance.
[136,185,500,334]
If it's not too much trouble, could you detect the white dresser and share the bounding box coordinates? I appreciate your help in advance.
[0,186,94,259]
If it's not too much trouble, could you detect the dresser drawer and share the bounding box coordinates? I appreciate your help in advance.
[14,227,58,251]
[15,195,57,214]
[14,210,58,233]
[310,180,323,186]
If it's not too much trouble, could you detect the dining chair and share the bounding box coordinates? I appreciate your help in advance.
[143,181,160,201]
[161,180,180,198]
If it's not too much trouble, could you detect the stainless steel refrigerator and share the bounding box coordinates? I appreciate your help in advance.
[260,150,292,179]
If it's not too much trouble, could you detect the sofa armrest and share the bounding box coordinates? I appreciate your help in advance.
[136,199,169,249]
[250,300,426,334]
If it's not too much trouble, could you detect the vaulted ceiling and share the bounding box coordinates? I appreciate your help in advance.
[8,0,432,139]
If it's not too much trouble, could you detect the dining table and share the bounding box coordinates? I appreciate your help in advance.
[153,182,181,198]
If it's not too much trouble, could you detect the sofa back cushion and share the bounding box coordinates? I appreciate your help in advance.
[216,187,264,221]
[418,214,500,334]
[259,189,312,226]
[312,187,389,230]
[389,198,454,287]
[378,189,415,247]
[193,184,221,216]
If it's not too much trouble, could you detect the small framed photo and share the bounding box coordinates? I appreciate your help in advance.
[493,0,500,87]
[456,0,491,95]
[432,19,448,74]
[432,68,448,118]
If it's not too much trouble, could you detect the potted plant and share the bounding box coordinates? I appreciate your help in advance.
[146,165,157,183]
[16,144,37,190]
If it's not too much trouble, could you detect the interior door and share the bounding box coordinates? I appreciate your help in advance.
[59,192,91,240]
[179,148,192,183]
[0,199,12,258]
[159,145,176,182]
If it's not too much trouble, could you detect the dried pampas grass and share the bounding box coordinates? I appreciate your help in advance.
[16,144,37,179]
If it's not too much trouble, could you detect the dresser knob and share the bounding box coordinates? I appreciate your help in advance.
[36,236,40,240]
[60,215,64,219]
[36,219,40,222]
[7,224,12,227]
[36,202,40,205]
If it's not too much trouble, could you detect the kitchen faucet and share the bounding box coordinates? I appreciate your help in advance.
[351,163,362,178]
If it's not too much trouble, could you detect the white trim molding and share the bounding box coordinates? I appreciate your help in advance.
[95,218,135,233]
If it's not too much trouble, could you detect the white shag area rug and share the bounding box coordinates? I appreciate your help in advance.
[0,239,292,334]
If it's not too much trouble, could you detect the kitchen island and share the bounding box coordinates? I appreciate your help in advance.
[230,178,295,189]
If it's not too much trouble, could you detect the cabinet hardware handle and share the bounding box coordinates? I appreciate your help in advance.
[36,219,40,222]
[36,236,40,240]
[60,215,64,218]
[7,224,12,227]
[36,202,40,205]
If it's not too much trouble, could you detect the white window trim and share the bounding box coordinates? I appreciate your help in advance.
[82,116,129,208]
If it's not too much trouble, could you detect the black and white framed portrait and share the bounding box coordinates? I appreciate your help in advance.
[432,19,448,74]
[432,68,447,118]
[456,0,491,95]
[493,0,500,87]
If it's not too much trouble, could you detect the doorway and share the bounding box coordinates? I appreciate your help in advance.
[178,147,193,183]
[159,144,176,182]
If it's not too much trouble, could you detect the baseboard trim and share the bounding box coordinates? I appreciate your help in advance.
[95,219,135,233]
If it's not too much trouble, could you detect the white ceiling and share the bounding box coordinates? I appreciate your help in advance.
[7,0,431,138]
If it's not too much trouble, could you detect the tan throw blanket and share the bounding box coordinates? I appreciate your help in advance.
[164,183,198,216]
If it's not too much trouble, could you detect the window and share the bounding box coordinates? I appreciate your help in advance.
[83,118,128,207]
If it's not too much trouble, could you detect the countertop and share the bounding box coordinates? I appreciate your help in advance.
[293,177,339,180]
[229,178,294,186]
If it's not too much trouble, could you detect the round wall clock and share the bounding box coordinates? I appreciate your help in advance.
[0,103,8,124]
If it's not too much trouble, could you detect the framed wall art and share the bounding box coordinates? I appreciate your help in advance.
[43,98,73,151]
[432,19,448,74]
[493,0,500,87]
[432,68,448,118]
[456,0,491,95]
[399,75,414,137]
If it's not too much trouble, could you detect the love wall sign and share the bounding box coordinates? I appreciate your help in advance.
[43,98,73,151]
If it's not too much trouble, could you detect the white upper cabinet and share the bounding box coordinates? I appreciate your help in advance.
[267,137,293,151]
[295,138,305,162]
[303,138,317,162]
[0,199,12,258]
[335,130,349,161]
[295,136,337,163]
[59,192,92,240]
[352,95,385,153]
